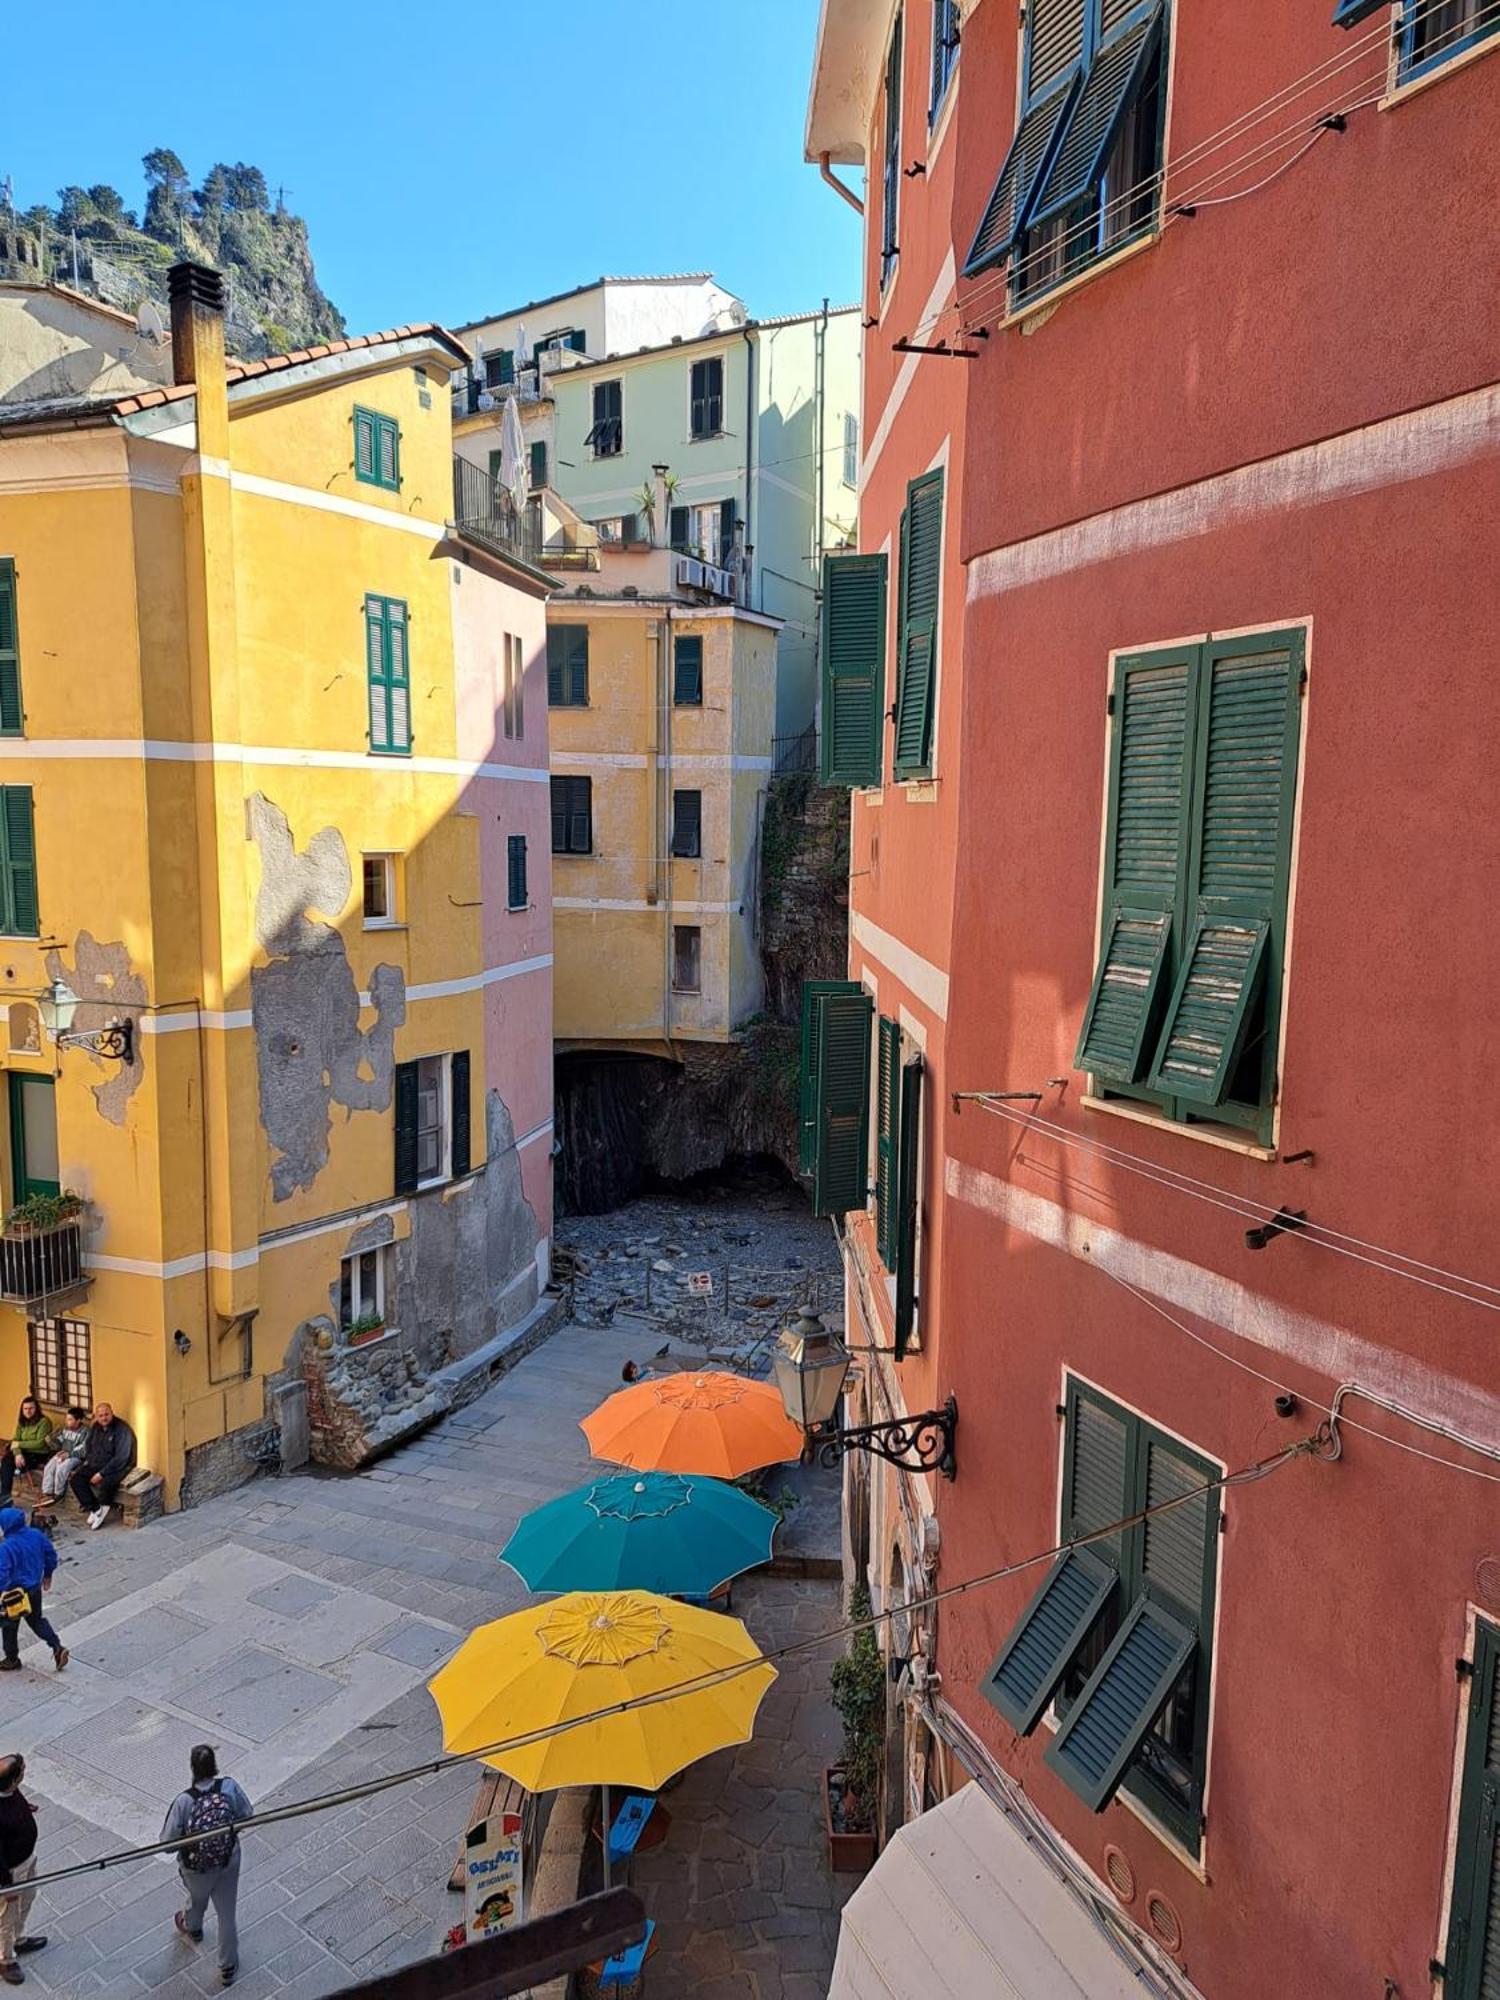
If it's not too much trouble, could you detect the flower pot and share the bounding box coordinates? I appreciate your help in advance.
[822,1765,876,1874]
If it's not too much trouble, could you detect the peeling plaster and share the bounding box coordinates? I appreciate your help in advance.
[44,933,146,1125]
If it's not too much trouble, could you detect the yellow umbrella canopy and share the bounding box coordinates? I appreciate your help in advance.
[581,1370,805,1479]
[428,1590,776,1793]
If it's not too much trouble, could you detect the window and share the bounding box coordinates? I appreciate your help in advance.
[353,407,401,491]
[671,500,734,565]
[529,439,548,489]
[0,787,37,935]
[393,1049,471,1194]
[0,559,23,735]
[982,1380,1219,1850]
[1400,0,1500,81]
[502,633,525,741]
[881,11,903,287]
[798,979,874,1218]
[362,854,399,927]
[893,469,942,778]
[550,775,593,855]
[587,380,623,457]
[364,596,412,755]
[507,834,528,910]
[820,554,888,788]
[689,356,724,439]
[539,328,587,358]
[1443,1616,1500,1998]
[671,789,702,859]
[873,1016,925,1356]
[842,412,860,489]
[484,349,514,389]
[8,1074,58,1202]
[965,0,1166,310]
[27,1317,91,1410]
[1074,629,1303,1146]
[339,1246,389,1329]
[673,634,704,706]
[931,0,960,116]
[672,924,701,992]
[547,626,589,706]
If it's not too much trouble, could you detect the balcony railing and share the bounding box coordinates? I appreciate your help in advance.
[452,456,545,566]
[0,1216,87,1308]
[454,366,545,417]
[774,725,819,776]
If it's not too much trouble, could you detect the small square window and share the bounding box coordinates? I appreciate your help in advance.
[362,854,399,926]
[671,789,702,859]
[339,1245,391,1332]
[353,407,400,492]
[672,924,701,992]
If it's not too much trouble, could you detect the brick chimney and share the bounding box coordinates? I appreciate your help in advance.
[168,262,228,457]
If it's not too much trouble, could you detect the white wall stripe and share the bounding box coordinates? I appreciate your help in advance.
[850,911,950,1022]
[356,954,553,1009]
[0,740,550,783]
[138,1010,253,1036]
[230,468,447,541]
[861,248,956,486]
[554,898,741,914]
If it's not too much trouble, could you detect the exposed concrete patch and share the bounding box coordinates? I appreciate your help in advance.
[406,1090,540,1365]
[44,933,147,1124]
[248,792,351,956]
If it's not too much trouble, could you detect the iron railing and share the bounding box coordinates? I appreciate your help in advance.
[452,455,544,565]
[0,1217,87,1307]
[774,726,819,775]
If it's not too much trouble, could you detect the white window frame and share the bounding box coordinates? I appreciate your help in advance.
[842,411,860,489]
[362,853,400,929]
[339,1245,391,1328]
[415,1053,452,1189]
[686,503,723,565]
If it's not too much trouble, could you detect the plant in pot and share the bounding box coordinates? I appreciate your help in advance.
[824,1583,883,1872]
[345,1309,387,1348]
[5,1190,83,1237]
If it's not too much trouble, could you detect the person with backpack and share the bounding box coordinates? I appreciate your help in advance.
[0,1754,46,1984]
[162,1746,250,1987]
[0,1511,66,1675]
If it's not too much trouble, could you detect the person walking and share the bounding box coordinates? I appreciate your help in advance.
[0,1754,46,1984]
[0,1404,51,1505]
[163,1746,250,1988]
[0,1512,65,1675]
[67,1403,134,1530]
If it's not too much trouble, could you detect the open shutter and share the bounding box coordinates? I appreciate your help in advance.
[449,1050,472,1179]
[874,1016,900,1265]
[1445,1619,1500,2000]
[547,628,566,706]
[1028,0,1087,95]
[1140,1436,1215,1616]
[0,788,37,937]
[498,349,515,383]
[386,600,411,751]
[354,408,375,480]
[672,790,702,858]
[1076,649,1195,1080]
[982,1549,1117,1734]
[893,1057,923,1358]
[799,980,859,1175]
[1029,5,1163,230]
[811,987,874,1218]
[377,416,400,488]
[530,440,547,488]
[894,471,942,777]
[820,553,888,788]
[1063,1387,1130,1558]
[963,70,1082,276]
[719,497,737,559]
[1147,636,1300,1106]
[1044,1598,1196,1811]
[393,1060,420,1195]
[1332,0,1385,22]
[670,505,690,552]
[0,561,21,735]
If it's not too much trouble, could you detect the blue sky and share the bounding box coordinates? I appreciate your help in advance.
[4,0,862,335]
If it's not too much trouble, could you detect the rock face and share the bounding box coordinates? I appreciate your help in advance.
[760,773,851,1021]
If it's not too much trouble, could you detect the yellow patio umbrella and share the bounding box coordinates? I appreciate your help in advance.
[581,1370,805,1479]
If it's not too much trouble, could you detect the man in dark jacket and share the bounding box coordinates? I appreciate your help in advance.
[68,1403,134,1530]
[0,1753,46,1982]
[0,1512,65,1674]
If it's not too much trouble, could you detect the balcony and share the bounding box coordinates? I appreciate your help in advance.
[452,458,602,574]
[0,1212,88,1308]
[454,365,546,417]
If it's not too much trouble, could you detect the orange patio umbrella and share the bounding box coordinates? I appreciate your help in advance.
[582,1370,804,1480]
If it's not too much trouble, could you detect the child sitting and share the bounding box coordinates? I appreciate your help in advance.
[39,1407,89,1502]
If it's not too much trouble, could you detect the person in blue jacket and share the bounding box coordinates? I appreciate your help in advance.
[0,1510,67,1673]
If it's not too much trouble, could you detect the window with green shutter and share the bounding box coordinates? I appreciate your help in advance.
[547,626,589,707]
[798,980,873,1218]
[1074,628,1302,1145]
[820,553,888,788]
[353,407,401,492]
[0,560,22,736]
[673,635,704,707]
[981,1378,1219,1849]
[1443,1616,1500,2000]
[364,596,411,755]
[507,834,528,910]
[874,1016,901,1266]
[550,775,592,855]
[892,1054,923,1357]
[894,470,942,777]
[0,787,38,937]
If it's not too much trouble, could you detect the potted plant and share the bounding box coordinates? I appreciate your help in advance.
[345,1310,387,1348]
[823,1583,883,1872]
[5,1190,83,1237]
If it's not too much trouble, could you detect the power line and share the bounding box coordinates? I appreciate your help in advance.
[4,1436,1318,1900]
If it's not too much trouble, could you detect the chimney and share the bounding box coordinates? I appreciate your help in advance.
[168,262,228,456]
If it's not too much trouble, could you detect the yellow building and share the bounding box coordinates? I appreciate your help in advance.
[0,263,555,1507]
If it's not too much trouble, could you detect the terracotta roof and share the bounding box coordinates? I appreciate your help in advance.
[107,323,469,417]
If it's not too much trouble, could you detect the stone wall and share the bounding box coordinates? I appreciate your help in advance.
[302,1320,448,1472]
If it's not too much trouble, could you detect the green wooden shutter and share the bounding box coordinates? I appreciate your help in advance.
[874,1016,900,1265]
[0,788,37,937]
[1140,1436,1216,1615]
[893,1056,923,1358]
[964,70,1082,276]
[530,440,547,488]
[670,505,690,552]
[1445,1618,1500,2000]
[547,628,566,706]
[1147,634,1301,1108]
[820,553,888,788]
[799,980,860,1175]
[449,1049,472,1179]
[377,415,400,489]
[674,636,703,706]
[1063,1384,1130,1565]
[982,1549,1117,1735]
[499,348,516,382]
[1043,1597,1197,1811]
[365,597,390,751]
[719,497,737,558]
[489,448,504,484]
[353,408,376,482]
[894,471,942,777]
[1075,649,1195,1083]
[386,600,411,751]
[550,778,568,854]
[393,1060,420,1194]
[672,790,702,858]
[507,834,528,909]
[0,560,22,736]
[809,986,873,1218]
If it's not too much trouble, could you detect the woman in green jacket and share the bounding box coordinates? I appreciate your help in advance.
[1,1400,52,1501]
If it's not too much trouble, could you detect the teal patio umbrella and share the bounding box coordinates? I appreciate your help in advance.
[499,1471,777,1597]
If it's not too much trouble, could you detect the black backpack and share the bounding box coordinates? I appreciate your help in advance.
[182,1781,238,1872]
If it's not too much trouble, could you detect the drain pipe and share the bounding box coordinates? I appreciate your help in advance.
[819,153,864,215]
[659,604,675,1042]
[740,326,756,609]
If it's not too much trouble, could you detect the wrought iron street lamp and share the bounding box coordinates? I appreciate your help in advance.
[773,1308,958,1480]
[37,979,135,1063]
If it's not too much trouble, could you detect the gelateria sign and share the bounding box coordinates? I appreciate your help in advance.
[464,1811,524,1942]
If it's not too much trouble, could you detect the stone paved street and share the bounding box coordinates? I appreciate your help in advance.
[2,1317,851,1997]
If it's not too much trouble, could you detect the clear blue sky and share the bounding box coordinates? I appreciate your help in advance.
[4,0,863,335]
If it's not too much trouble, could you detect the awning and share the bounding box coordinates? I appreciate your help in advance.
[829,1782,1154,2000]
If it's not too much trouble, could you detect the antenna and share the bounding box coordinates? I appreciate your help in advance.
[136,299,168,345]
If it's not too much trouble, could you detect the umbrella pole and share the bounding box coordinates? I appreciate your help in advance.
[602,1782,611,1890]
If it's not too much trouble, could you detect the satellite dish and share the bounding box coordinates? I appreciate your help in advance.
[136,299,168,345]
[477,391,495,412]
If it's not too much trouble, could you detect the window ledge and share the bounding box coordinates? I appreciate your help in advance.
[1379,27,1500,110]
[898,778,938,803]
[1038,1710,1209,1878]
[1002,228,1159,335]
[1080,1093,1277,1161]
[362,919,406,933]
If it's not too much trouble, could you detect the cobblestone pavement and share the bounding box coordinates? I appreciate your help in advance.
[3,1317,850,1997]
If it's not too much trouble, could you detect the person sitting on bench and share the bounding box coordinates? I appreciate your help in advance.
[69,1404,136,1530]
[39,1410,88,1503]
[0,1401,52,1503]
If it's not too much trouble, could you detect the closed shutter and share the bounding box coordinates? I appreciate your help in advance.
[550,777,568,854]
[1027,0,1086,96]
[1445,1619,1500,2000]
[386,600,410,751]
[377,415,400,489]
[499,348,515,383]
[1043,1597,1197,1810]
[720,497,737,558]
[568,778,592,853]
[982,1548,1117,1735]
[0,788,37,936]
[393,1060,419,1195]
[1064,1386,1129,1565]
[820,552,888,788]
[449,1050,472,1179]
[548,628,588,706]
[530,440,547,488]
[874,1016,900,1265]
[671,790,702,859]
[547,628,565,706]
[894,470,942,776]
[1140,1438,1213,1618]
[365,598,389,750]
[354,408,376,480]
[893,1056,923,1358]
[1147,636,1301,1106]
[1029,5,1163,231]
[670,505,690,552]
[674,636,703,706]
[811,987,874,1219]
[964,70,1082,276]
[507,834,527,909]
[0,560,21,735]
[799,980,860,1175]
[489,449,504,485]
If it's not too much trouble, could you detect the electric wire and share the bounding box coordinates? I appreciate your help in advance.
[3,1437,1317,1899]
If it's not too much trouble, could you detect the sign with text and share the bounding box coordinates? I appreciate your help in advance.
[465,1811,524,1943]
[686,1271,714,1296]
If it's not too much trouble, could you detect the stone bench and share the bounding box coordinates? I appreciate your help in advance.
[117,1471,164,1528]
